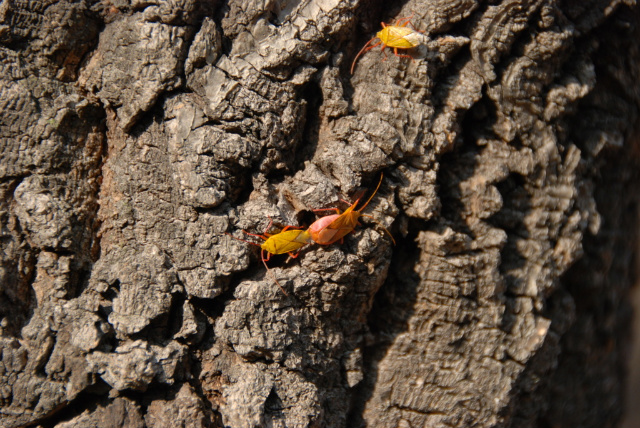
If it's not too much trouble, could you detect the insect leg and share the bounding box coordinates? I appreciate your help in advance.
[395,15,422,32]
[261,216,275,235]
[381,43,389,61]
[262,249,288,295]
[395,14,413,25]
[393,47,415,60]
[360,213,396,245]
[313,207,342,214]
[288,251,301,259]
[280,225,303,232]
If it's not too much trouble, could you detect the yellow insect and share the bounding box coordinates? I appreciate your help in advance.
[226,219,313,295]
[351,16,423,74]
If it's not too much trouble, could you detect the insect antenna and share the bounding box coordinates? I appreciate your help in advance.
[351,37,383,74]
[225,231,265,247]
[360,213,396,245]
[242,230,271,239]
[356,174,385,213]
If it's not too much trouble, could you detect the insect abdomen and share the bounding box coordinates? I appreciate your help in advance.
[378,26,420,48]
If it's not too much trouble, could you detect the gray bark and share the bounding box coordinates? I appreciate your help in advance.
[1,0,638,427]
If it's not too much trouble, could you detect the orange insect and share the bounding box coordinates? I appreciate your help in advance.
[351,16,423,74]
[308,174,395,246]
[226,218,313,295]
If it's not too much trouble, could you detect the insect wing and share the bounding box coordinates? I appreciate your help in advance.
[380,25,419,49]
[262,229,311,255]
[309,210,359,245]
[308,214,340,245]
[323,212,360,244]
[293,229,313,245]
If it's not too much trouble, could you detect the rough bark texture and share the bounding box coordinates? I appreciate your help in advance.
[1,1,639,427]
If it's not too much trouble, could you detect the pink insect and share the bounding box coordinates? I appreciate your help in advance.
[307,174,395,246]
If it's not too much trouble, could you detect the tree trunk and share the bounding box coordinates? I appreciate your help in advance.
[1,1,639,427]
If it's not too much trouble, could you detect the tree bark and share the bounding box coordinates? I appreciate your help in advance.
[1,0,639,427]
